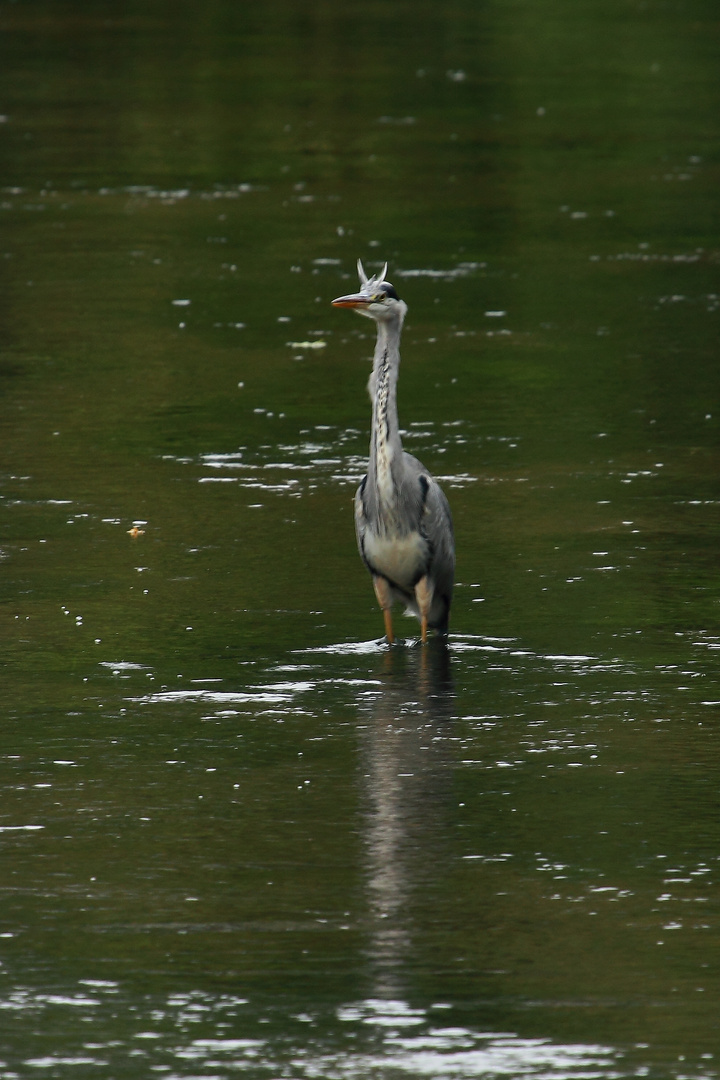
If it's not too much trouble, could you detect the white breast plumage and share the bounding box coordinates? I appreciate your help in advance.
[362,529,428,590]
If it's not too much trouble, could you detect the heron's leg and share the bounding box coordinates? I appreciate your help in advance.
[414,575,434,645]
[383,608,394,644]
[372,576,395,644]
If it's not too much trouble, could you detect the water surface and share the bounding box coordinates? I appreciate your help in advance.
[1,0,719,1076]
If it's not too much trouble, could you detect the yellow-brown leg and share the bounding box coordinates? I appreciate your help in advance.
[373,576,395,644]
[383,608,394,645]
[414,575,434,645]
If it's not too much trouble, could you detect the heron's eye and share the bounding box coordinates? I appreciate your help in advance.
[373,292,385,302]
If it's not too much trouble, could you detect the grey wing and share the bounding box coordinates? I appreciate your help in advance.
[402,454,455,626]
[424,476,455,573]
[354,475,366,552]
[354,473,373,569]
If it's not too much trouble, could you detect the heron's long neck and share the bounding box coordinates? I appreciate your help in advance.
[368,318,403,511]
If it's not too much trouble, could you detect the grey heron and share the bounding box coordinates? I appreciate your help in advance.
[332,260,455,644]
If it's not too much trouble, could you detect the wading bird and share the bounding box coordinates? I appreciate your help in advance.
[332,260,454,644]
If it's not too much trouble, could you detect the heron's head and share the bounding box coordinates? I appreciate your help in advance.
[332,259,407,324]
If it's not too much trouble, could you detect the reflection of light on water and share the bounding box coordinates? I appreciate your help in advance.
[299,638,388,656]
[164,420,491,499]
[449,634,630,677]
[396,262,485,280]
[322,999,618,1078]
[8,983,622,1078]
[130,687,309,705]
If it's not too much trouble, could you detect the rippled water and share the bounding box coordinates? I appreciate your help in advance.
[3,624,719,1075]
[4,990,626,1077]
[2,0,720,1076]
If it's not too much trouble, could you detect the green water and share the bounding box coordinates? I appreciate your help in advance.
[1,0,719,1076]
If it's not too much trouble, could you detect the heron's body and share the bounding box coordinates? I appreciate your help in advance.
[332,261,454,643]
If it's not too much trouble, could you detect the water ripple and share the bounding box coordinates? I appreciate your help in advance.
[164,420,496,499]
[4,986,628,1079]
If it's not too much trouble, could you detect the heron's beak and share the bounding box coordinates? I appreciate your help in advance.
[331,291,372,309]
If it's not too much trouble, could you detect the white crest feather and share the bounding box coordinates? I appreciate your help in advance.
[357,258,389,290]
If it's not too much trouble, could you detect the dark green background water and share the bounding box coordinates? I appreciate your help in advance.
[1,0,719,1076]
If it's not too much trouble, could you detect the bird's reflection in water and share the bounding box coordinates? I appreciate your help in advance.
[358,639,455,999]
